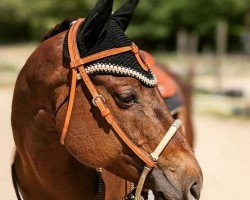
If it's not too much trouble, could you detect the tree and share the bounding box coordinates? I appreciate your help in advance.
[0,0,249,52]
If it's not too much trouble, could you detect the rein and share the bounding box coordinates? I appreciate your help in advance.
[61,18,182,199]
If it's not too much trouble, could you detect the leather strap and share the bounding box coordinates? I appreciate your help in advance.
[61,19,155,168]
[60,19,83,144]
[71,46,133,68]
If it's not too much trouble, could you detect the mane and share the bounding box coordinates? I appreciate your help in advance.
[41,17,77,42]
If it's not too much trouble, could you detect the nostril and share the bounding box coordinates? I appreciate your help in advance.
[190,181,200,199]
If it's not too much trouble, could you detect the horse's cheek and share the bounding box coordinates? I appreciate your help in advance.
[65,128,123,168]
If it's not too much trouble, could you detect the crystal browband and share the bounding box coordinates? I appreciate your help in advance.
[77,63,158,87]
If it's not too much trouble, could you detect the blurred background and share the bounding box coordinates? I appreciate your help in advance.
[0,0,250,199]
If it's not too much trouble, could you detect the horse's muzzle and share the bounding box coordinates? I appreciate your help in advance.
[149,168,202,200]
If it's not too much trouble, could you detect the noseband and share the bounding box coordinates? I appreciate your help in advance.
[62,19,181,199]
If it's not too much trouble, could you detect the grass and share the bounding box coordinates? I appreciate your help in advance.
[193,92,250,120]
[0,82,15,88]
[193,87,213,95]
[0,65,19,88]
[0,65,19,73]
[199,109,250,121]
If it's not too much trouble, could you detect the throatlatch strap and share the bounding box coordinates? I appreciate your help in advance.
[61,19,156,168]
[60,19,83,144]
[60,69,77,144]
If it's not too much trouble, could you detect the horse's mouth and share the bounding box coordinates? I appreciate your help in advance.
[154,191,167,200]
[146,168,200,200]
[147,168,183,200]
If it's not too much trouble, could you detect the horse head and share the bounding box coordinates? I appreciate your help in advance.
[12,0,202,199]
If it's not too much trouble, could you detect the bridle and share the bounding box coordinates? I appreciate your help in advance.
[61,18,182,199]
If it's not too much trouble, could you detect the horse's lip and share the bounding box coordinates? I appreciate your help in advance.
[162,170,181,194]
[146,168,182,200]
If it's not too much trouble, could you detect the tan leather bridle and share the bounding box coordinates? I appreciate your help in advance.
[61,18,181,199]
[61,18,156,167]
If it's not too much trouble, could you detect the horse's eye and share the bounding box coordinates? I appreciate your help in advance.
[116,91,139,104]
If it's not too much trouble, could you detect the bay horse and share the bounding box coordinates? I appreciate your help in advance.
[11,0,202,199]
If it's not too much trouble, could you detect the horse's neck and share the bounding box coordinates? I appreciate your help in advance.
[15,144,128,200]
[14,133,98,200]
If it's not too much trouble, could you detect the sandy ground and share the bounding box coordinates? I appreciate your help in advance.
[1,87,250,200]
[0,88,16,200]
[195,115,250,200]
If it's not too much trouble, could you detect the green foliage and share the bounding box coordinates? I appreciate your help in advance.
[24,0,90,39]
[120,0,249,50]
[0,0,30,42]
[0,0,249,50]
[0,0,91,42]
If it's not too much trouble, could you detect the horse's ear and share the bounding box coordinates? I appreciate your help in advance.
[77,0,114,47]
[111,0,139,31]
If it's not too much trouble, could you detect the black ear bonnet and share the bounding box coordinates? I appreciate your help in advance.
[63,0,157,87]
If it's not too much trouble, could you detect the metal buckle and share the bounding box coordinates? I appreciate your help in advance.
[92,95,105,106]
[70,20,77,27]
[76,73,82,80]
[149,154,158,162]
[131,42,139,54]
